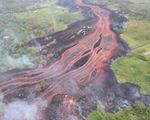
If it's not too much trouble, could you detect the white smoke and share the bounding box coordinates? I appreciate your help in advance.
[5,54,33,67]
[0,94,47,120]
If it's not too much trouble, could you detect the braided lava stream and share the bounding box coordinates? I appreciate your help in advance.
[0,0,143,120]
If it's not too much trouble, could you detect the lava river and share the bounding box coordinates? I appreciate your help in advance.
[0,0,140,120]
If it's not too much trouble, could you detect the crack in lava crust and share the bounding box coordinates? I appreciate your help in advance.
[0,0,130,120]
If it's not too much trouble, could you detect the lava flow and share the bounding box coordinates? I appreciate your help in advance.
[0,0,142,120]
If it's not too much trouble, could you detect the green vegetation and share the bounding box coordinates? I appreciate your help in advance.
[0,0,83,39]
[0,0,83,71]
[88,102,150,120]
[112,40,150,93]
[112,47,150,93]
[122,19,150,48]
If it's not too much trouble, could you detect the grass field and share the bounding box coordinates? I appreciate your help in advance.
[112,47,150,93]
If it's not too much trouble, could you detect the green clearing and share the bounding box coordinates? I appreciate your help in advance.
[112,42,150,93]
[88,102,150,120]
[122,18,150,48]
[112,48,150,93]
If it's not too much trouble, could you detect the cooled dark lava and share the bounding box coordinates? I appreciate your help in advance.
[0,0,149,120]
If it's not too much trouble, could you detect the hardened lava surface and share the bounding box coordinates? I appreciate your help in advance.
[0,0,149,120]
